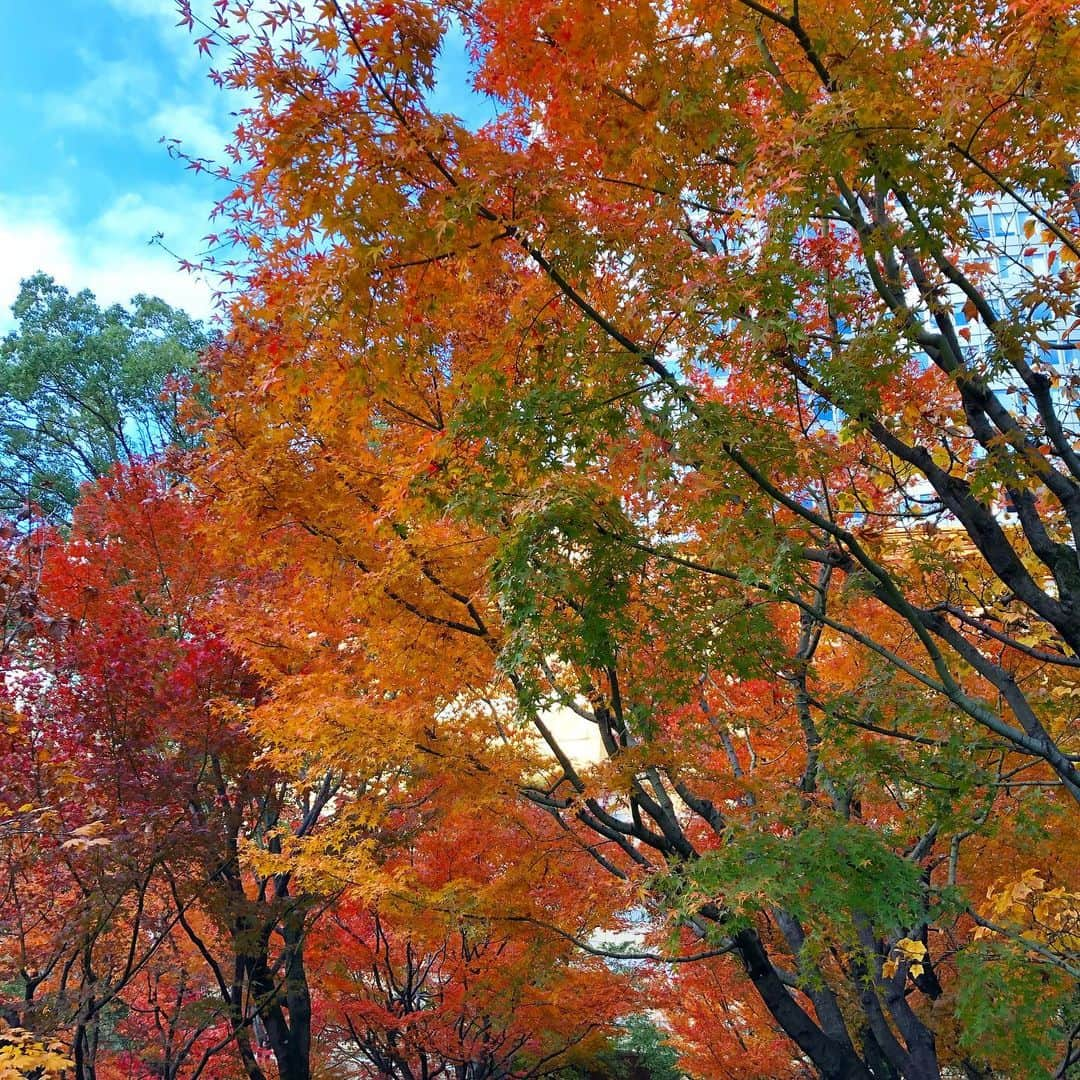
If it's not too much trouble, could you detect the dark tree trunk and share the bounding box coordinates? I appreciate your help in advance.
[735,929,875,1080]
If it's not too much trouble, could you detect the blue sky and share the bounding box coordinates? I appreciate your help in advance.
[1,1,487,331]
[1,0,234,328]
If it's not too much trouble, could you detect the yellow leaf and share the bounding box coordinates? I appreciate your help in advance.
[70,820,107,838]
[895,937,927,961]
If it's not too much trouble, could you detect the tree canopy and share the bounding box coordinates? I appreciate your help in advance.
[189,0,1080,1075]
[2,0,1080,1078]
[0,273,209,518]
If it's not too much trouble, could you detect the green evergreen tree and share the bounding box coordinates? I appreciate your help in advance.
[0,273,210,518]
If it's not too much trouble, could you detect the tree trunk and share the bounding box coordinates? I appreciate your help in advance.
[735,929,875,1080]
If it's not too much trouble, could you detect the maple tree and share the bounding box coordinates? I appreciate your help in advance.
[3,0,1080,1075]
[0,1022,72,1080]
[0,464,338,1080]
[308,895,624,1077]
[169,0,1080,1077]
[649,948,808,1080]
[0,461,629,1079]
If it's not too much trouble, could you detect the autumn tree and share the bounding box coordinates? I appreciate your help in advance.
[177,0,1080,1077]
[0,465,339,1080]
[0,459,631,1080]
[309,894,624,1078]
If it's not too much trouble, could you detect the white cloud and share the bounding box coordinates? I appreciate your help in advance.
[145,103,232,161]
[41,56,160,132]
[39,17,236,159]
[103,0,222,78]
[0,192,219,331]
[94,190,201,243]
